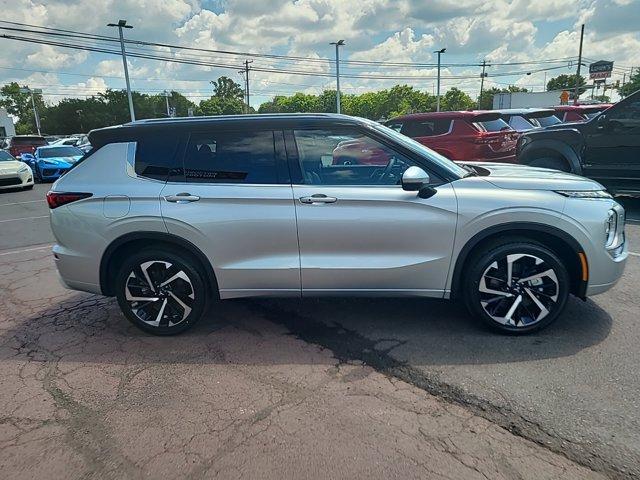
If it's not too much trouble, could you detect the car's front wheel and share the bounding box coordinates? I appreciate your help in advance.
[463,239,570,334]
[115,249,208,335]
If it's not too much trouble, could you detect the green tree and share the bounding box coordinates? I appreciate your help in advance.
[211,76,244,101]
[619,70,640,98]
[440,87,475,111]
[547,74,587,99]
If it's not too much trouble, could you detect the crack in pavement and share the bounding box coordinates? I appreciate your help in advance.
[246,299,631,480]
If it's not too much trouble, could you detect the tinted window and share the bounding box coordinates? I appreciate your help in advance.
[184,130,278,184]
[400,119,451,137]
[39,146,83,158]
[472,118,511,132]
[135,133,183,181]
[532,115,561,127]
[508,116,535,131]
[294,128,420,186]
[0,151,15,161]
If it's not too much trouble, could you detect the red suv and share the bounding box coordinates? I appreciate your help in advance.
[5,135,48,158]
[385,111,518,163]
[552,104,612,123]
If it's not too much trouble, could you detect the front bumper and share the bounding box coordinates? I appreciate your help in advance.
[0,168,34,190]
[39,166,69,181]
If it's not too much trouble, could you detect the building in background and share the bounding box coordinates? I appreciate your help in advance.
[0,108,16,139]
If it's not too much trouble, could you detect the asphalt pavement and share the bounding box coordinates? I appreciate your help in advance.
[1,182,640,479]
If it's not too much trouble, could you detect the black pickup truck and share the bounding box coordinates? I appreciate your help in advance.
[516,90,640,195]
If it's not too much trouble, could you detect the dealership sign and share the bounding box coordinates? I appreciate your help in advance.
[589,60,614,79]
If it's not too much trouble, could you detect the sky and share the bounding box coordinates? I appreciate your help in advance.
[0,0,638,107]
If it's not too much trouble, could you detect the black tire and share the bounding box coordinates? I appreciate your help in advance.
[115,249,208,335]
[463,239,570,334]
[528,156,571,172]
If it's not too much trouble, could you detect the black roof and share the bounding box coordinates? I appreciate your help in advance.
[88,113,367,147]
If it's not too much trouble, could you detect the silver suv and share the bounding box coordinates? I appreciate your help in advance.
[48,114,627,335]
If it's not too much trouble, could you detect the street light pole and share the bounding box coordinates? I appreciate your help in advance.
[108,20,135,121]
[574,24,585,106]
[20,87,42,135]
[330,40,345,114]
[479,59,489,107]
[434,48,446,112]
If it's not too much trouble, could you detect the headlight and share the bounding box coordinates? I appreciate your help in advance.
[18,165,30,173]
[556,190,612,199]
[605,209,617,247]
[605,206,625,256]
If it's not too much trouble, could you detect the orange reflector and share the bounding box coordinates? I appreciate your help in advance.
[578,252,589,282]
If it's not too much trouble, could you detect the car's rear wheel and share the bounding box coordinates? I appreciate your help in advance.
[115,249,207,335]
[528,156,571,172]
[463,239,570,334]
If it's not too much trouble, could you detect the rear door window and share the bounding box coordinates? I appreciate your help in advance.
[531,115,561,127]
[135,133,184,181]
[183,130,280,184]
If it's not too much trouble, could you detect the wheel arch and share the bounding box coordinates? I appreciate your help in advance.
[519,139,582,174]
[100,231,218,297]
[450,222,588,300]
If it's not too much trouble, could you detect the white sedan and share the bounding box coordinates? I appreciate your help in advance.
[0,150,34,190]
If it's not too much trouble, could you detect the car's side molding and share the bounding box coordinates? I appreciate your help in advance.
[519,138,583,174]
[449,222,588,299]
[99,231,218,297]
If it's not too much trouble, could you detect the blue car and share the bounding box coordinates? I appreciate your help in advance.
[24,145,84,182]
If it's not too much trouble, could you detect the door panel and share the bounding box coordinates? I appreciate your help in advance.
[583,96,640,185]
[161,129,300,298]
[287,127,458,296]
[292,184,458,295]
[161,184,300,297]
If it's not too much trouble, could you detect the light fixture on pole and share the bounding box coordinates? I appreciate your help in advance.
[434,48,446,112]
[107,20,135,122]
[330,40,345,114]
[19,87,42,135]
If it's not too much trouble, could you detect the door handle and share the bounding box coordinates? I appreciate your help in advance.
[299,194,338,204]
[164,193,200,203]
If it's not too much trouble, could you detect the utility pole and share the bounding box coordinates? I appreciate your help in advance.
[478,59,489,107]
[330,40,345,114]
[434,48,446,112]
[108,20,135,121]
[19,87,42,135]
[238,60,253,113]
[573,24,585,105]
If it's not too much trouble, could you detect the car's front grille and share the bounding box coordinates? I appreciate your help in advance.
[0,177,22,187]
[42,168,58,177]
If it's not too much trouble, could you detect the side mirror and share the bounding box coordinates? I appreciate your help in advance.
[401,166,430,191]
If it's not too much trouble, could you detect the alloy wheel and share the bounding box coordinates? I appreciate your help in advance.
[124,260,195,327]
[479,253,560,328]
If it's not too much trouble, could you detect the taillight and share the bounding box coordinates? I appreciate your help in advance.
[46,191,92,209]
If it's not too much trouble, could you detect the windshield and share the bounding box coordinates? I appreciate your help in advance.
[0,151,16,161]
[38,146,83,158]
[531,115,562,127]
[367,120,468,179]
[12,136,47,146]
